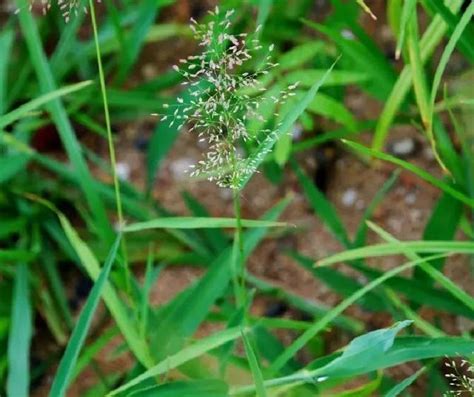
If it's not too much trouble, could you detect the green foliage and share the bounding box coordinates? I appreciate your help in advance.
[1,1,473,396]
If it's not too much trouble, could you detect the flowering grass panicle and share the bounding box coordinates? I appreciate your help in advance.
[21,0,98,21]
[443,357,474,396]
[160,7,296,189]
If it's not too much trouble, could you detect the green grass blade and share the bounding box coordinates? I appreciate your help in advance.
[242,332,267,397]
[430,1,474,110]
[384,289,445,337]
[123,217,286,232]
[268,253,450,374]
[406,7,448,171]
[127,380,229,397]
[307,93,357,132]
[395,0,417,59]
[71,327,119,382]
[342,140,474,208]
[182,192,229,253]
[353,170,399,247]
[406,9,431,129]
[233,336,474,394]
[385,367,425,397]
[238,59,338,190]
[16,0,112,243]
[423,0,474,61]
[303,21,395,99]
[367,221,474,312]
[148,198,290,360]
[55,211,154,368]
[0,249,35,262]
[7,263,32,397]
[284,69,369,87]
[0,29,13,115]
[256,0,273,29]
[49,8,86,79]
[41,251,74,329]
[0,81,92,129]
[309,320,413,379]
[248,273,364,332]
[316,240,474,267]
[290,252,386,312]
[89,0,124,228]
[415,190,463,282]
[49,234,122,397]
[371,0,463,151]
[292,159,350,246]
[116,0,168,82]
[108,327,246,396]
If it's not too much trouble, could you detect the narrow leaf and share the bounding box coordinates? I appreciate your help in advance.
[7,263,32,397]
[49,234,122,397]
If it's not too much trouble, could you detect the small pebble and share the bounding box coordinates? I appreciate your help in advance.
[423,147,435,161]
[115,162,131,181]
[388,137,417,158]
[341,188,358,207]
[170,158,194,180]
[409,209,422,222]
[142,63,158,80]
[341,29,355,40]
[388,217,402,233]
[405,191,417,205]
[219,188,233,200]
[292,124,303,141]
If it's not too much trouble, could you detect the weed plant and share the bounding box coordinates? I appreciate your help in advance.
[0,1,473,396]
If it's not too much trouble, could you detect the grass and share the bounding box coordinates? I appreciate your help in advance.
[0,1,473,396]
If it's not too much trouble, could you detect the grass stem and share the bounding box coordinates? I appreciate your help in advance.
[232,188,246,310]
[89,0,130,292]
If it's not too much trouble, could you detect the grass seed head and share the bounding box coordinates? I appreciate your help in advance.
[160,7,294,189]
[20,0,99,21]
[443,357,474,396]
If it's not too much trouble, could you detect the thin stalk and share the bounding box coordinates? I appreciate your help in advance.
[89,0,130,291]
[232,188,246,309]
[88,0,122,224]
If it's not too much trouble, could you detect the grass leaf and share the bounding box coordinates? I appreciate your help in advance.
[7,263,32,397]
[122,217,286,232]
[238,59,338,190]
[342,140,474,208]
[55,210,154,368]
[16,0,112,243]
[267,253,449,374]
[387,368,426,396]
[49,234,122,397]
[430,1,474,110]
[0,81,92,129]
[127,380,229,397]
[395,0,417,59]
[242,331,267,397]
[371,0,463,151]
[316,241,474,267]
[108,327,246,396]
[0,29,13,115]
[292,159,350,246]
